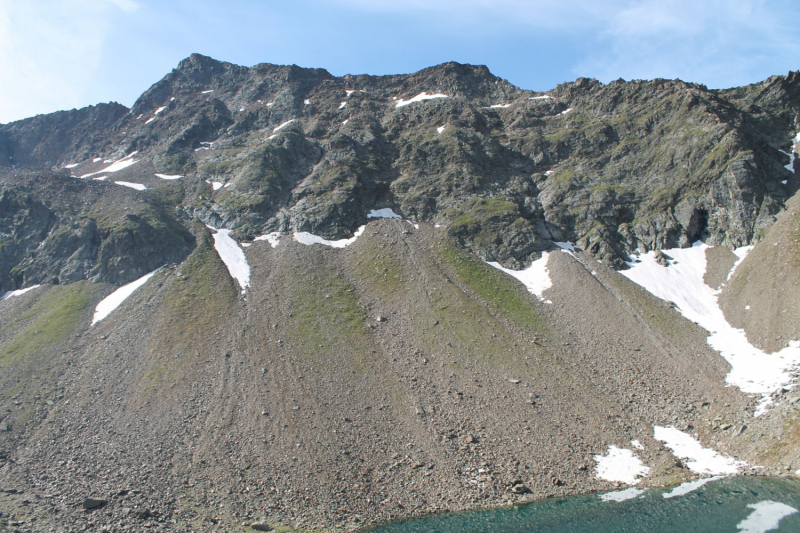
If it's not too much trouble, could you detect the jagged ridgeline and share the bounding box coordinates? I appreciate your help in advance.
[2,54,799,293]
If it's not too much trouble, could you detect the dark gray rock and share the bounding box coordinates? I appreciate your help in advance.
[82,497,106,510]
[2,55,799,276]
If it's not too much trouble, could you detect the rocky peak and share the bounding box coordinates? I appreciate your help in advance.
[2,57,799,284]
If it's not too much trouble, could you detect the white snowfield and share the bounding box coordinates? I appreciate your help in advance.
[654,426,746,475]
[395,92,449,108]
[530,95,554,100]
[593,445,650,485]
[736,501,798,533]
[273,119,295,132]
[254,232,281,248]
[367,208,402,219]
[600,487,645,502]
[211,182,223,191]
[92,268,161,325]
[1,284,41,302]
[488,103,511,108]
[79,152,138,178]
[155,173,183,180]
[115,181,146,191]
[294,226,365,248]
[487,252,553,302]
[622,241,800,414]
[64,163,79,169]
[662,476,723,499]
[210,229,250,292]
[781,132,800,173]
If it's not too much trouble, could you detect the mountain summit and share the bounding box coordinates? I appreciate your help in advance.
[1,56,799,532]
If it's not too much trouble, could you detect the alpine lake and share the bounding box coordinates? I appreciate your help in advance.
[363,476,800,533]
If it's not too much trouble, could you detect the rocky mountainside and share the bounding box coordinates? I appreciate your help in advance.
[2,54,799,284]
[1,56,800,533]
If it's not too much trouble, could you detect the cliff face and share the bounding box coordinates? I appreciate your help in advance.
[2,54,798,288]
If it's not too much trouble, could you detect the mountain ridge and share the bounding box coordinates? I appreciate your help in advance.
[1,55,800,533]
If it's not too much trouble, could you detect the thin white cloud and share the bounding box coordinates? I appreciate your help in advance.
[0,0,128,123]
[108,0,141,12]
[580,0,800,87]
[328,0,616,30]
[330,0,800,87]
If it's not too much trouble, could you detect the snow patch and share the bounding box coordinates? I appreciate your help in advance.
[346,90,355,96]
[781,132,800,173]
[662,476,723,499]
[631,439,644,450]
[736,501,798,533]
[594,445,649,485]
[93,158,102,162]
[201,89,214,94]
[154,173,183,180]
[488,103,511,108]
[254,232,281,248]
[530,95,554,100]
[342,120,349,126]
[437,125,445,134]
[554,241,575,253]
[273,119,295,132]
[561,107,574,115]
[1,285,41,301]
[64,163,79,168]
[367,208,402,219]
[92,269,161,325]
[79,152,138,178]
[114,181,146,191]
[339,101,347,109]
[600,487,645,502]
[487,252,552,302]
[145,116,156,124]
[623,242,800,411]
[728,245,754,280]
[304,99,310,105]
[654,426,746,475]
[154,106,166,115]
[211,182,223,191]
[294,226,365,248]
[395,92,448,108]
[93,176,108,181]
[211,229,250,292]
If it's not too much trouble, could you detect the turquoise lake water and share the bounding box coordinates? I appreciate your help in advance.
[364,477,800,533]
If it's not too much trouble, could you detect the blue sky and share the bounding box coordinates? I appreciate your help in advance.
[1,0,798,123]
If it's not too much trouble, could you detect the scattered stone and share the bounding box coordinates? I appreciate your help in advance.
[509,483,531,494]
[82,497,106,510]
